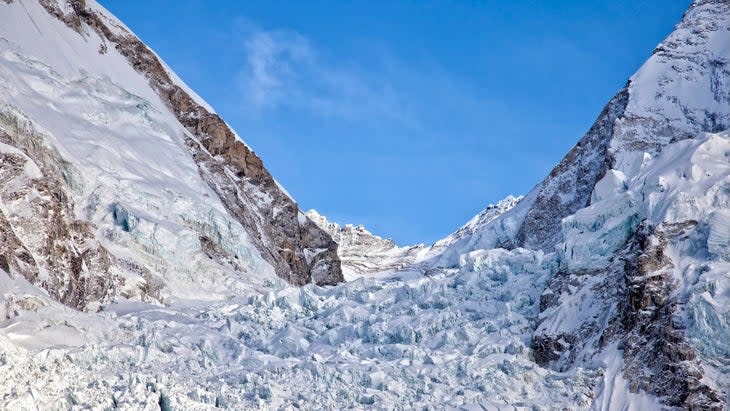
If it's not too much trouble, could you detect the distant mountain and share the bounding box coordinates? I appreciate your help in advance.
[306,209,426,279]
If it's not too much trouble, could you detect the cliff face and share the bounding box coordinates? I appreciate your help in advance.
[431,1,730,408]
[511,0,730,252]
[46,0,343,287]
[0,0,341,313]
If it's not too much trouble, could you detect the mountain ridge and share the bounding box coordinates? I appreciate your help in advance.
[0,0,343,313]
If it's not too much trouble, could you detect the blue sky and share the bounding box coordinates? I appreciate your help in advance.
[102,0,690,245]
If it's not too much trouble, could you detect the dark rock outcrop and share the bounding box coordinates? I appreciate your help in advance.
[0,127,122,310]
[533,221,724,409]
[36,0,343,286]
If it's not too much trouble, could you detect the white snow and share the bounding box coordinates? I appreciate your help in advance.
[0,0,277,301]
[590,345,663,411]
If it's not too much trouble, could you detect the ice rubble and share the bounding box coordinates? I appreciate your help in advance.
[0,246,601,410]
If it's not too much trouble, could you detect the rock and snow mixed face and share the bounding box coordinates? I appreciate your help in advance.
[0,0,342,310]
[502,0,730,253]
[0,0,728,410]
[306,195,522,280]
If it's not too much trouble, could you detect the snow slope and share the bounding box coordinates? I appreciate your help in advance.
[0,0,342,310]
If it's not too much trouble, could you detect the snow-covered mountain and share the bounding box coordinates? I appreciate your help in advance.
[0,0,343,311]
[430,195,522,252]
[0,0,728,409]
[306,196,522,280]
[305,209,427,280]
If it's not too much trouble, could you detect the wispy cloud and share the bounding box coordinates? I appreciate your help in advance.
[239,27,315,109]
[232,20,494,133]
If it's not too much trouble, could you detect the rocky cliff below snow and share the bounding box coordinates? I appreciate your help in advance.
[0,0,342,313]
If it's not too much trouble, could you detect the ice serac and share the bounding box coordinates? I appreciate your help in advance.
[0,0,343,296]
[520,0,730,408]
[513,0,729,251]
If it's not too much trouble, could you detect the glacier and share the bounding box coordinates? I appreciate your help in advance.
[0,0,729,409]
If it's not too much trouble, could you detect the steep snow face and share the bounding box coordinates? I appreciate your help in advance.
[0,0,342,308]
[429,194,524,267]
[612,0,730,159]
[432,195,522,251]
[0,0,276,302]
[535,129,730,408]
[306,210,427,280]
[501,0,730,252]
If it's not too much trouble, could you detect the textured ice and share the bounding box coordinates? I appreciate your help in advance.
[0,248,604,410]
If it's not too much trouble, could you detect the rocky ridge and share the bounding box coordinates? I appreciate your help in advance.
[0,0,342,315]
[36,0,343,287]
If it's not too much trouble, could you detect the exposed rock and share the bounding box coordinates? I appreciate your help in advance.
[533,221,724,409]
[0,127,121,310]
[611,222,722,409]
[35,0,343,286]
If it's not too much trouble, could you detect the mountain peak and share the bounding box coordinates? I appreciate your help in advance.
[508,0,729,251]
[0,0,343,302]
[305,209,425,279]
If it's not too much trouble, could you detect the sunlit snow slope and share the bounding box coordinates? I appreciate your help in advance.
[0,0,342,310]
[0,0,728,410]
